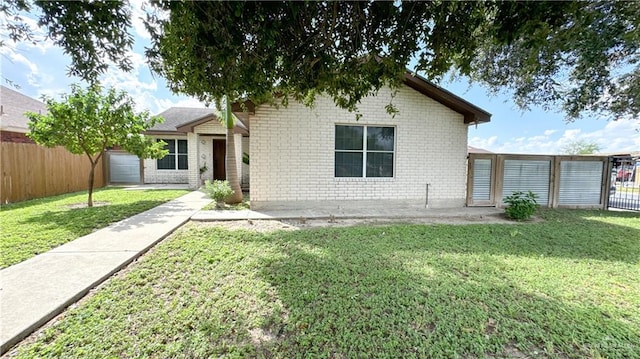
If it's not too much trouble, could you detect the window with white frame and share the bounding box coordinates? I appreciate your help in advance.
[157,139,188,170]
[335,125,395,177]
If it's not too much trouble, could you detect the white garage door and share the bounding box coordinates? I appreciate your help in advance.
[109,153,140,183]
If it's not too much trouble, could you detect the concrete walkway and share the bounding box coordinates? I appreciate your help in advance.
[0,190,213,355]
[1,192,503,354]
[192,206,505,222]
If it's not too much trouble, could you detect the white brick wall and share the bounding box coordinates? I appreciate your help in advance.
[144,120,248,189]
[250,85,469,210]
[192,122,226,188]
[143,135,189,184]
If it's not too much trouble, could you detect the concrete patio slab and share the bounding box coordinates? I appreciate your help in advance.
[0,190,212,355]
[191,206,505,222]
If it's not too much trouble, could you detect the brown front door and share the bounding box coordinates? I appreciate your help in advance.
[212,139,226,180]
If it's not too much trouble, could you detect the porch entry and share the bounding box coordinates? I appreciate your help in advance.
[212,139,226,180]
[467,153,611,209]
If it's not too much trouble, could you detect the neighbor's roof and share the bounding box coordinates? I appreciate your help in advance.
[599,151,640,159]
[0,86,47,133]
[467,146,493,154]
[148,107,248,135]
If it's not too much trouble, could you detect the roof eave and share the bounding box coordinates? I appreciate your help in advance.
[402,73,491,124]
[0,126,28,133]
[144,130,187,136]
[175,114,218,133]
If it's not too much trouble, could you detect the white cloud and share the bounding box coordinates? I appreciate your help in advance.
[154,97,208,113]
[2,50,50,88]
[469,118,640,155]
[6,52,37,74]
[129,0,152,40]
[469,135,497,150]
[0,10,56,53]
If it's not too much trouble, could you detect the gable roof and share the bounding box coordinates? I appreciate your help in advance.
[0,86,47,133]
[149,107,215,133]
[147,107,248,135]
[231,73,491,124]
[403,73,491,124]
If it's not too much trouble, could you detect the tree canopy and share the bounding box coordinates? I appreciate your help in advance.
[6,1,640,120]
[561,140,601,155]
[2,0,133,83]
[26,85,167,206]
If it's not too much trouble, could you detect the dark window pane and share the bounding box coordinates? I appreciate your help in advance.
[367,127,394,151]
[366,152,394,177]
[177,154,188,170]
[335,152,363,177]
[335,126,363,150]
[162,139,176,153]
[177,140,188,154]
[157,155,175,170]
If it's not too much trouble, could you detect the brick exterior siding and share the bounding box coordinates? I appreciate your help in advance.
[143,135,190,184]
[143,121,248,189]
[249,85,469,210]
[1,131,34,144]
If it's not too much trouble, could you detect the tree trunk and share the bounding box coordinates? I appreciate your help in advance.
[87,160,97,207]
[225,127,243,204]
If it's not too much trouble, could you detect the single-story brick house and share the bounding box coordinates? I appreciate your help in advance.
[140,73,490,209]
[246,73,491,210]
[133,107,250,189]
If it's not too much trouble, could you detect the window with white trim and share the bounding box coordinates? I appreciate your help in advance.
[157,139,188,170]
[335,125,395,177]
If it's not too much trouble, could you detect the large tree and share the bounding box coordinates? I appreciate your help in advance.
[26,85,168,207]
[5,1,639,120]
[143,1,639,121]
[2,0,133,84]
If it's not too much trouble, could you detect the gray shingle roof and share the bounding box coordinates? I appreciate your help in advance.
[0,86,47,133]
[150,107,216,132]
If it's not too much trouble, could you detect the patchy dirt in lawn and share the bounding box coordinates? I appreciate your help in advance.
[66,201,110,209]
[192,212,535,232]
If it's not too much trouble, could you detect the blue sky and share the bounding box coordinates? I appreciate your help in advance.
[2,2,638,155]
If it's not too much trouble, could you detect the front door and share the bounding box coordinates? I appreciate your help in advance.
[212,139,226,180]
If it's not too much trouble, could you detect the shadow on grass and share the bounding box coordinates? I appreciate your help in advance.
[10,214,638,358]
[251,221,640,358]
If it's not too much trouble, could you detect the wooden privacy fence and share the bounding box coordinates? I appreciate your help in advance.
[467,153,611,209]
[1,142,105,203]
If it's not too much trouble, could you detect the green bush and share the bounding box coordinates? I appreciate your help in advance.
[203,180,234,207]
[504,191,538,221]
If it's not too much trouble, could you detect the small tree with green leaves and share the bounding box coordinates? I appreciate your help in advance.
[561,140,601,155]
[26,85,168,207]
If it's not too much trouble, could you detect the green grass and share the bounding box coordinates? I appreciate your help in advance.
[11,209,640,358]
[0,187,189,268]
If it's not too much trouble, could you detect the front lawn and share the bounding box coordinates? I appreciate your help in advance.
[11,209,640,358]
[0,187,188,268]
